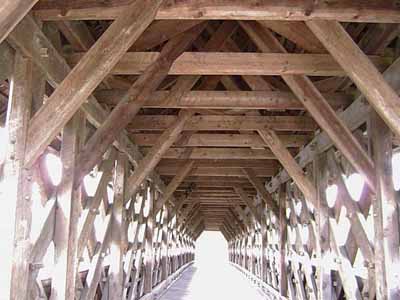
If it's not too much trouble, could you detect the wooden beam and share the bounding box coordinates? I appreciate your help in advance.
[234,187,261,224]
[51,112,83,299]
[131,133,310,148]
[241,20,376,191]
[159,159,278,169]
[24,0,164,167]
[266,56,400,194]
[258,129,317,208]
[128,115,317,132]
[75,24,205,183]
[6,14,172,199]
[2,53,33,299]
[66,51,389,76]
[371,112,400,299]
[258,21,325,54]
[307,20,400,139]
[155,161,195,214]
[145,147,279,160]
[242,168,279,217]
[157,167,276,178]
[34,0,400,23]
[125,110,194,201]
[143,185,155,294]
[0,0,39,43]
[96,90,351,110]
[0,42,15,81]
[107,153,126,299]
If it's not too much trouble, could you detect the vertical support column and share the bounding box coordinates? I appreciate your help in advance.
[51,111,83,300]
[2,52,33,300]
[279,185,288,297]
[107,152,126,300]
[161,205,169,281]
[260,201,268,283]
[143,183,155,294]
[315,153,332,300]
[371,111,400,299]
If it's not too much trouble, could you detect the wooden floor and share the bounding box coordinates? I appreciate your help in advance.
[159,263,266,300]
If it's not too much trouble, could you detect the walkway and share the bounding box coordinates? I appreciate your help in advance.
[159,263,266,300]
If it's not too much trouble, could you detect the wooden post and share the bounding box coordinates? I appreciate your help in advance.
[51,112,83,299]
[144,184,155,294]
[278,185,288,297]
[1,52,33,300]
[161,206,169,281]
[371,111,400,299]
[314,153,332,300]
[107,152,126,300]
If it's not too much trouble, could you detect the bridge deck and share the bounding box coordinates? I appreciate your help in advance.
[159,263,266,300]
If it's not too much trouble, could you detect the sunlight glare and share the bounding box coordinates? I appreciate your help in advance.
[45,153,63,186]
[344,173,364,202]
[326,184,338,208]
[392,152,400,191]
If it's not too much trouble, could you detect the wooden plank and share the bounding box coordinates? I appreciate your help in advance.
[66,51,389,76]
[157,167,276,177]
[278,185,288,297]
[75,24,205,183]
[159,159,279,169]
[146,147,278,160]
[3,53,33,300]
[371,112,400,299]
[96,90,351,110]
[155,161,195,214]
[128,115,317,132]
[24,0,164,167]
[51,112,83,299]
[125,110,194,201]
[242,168,279,217]
[131,133,309,148]
[34,0,400,23]
[0,0,39,43]
[307,20,400,139]
[241,20,376,191]
[161,208,169,281]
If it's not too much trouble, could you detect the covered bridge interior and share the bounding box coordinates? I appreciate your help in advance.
[1,1,400,299]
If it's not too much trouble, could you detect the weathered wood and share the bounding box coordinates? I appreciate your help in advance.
[158,167,276,178]
[95,90,351,110]
[107,153,126,300]
[125,110,194,201]
[242,168,279,217]
[234,187,261,224]
[34,0,400,23]
[0,42,15,81]
[6,14,173,203]
[50,112,83,299]
[266,56,400,194]
[155,161,195,214]
[24,0,164,167]
[241,20,376,191]
[128,115,316,132]
[278,185,288,297]
[161,208,169,281]
[144,185,155,294]
[66,51,389,76]
[307,20,400,139]
[130,133,310,148]
[0,0,39,43]
[75,24,205,183]
[258,129,317,207]
[371,112,400,299]
[3,53,33,300]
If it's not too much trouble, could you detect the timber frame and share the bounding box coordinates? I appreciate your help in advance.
[1,1,400,299]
